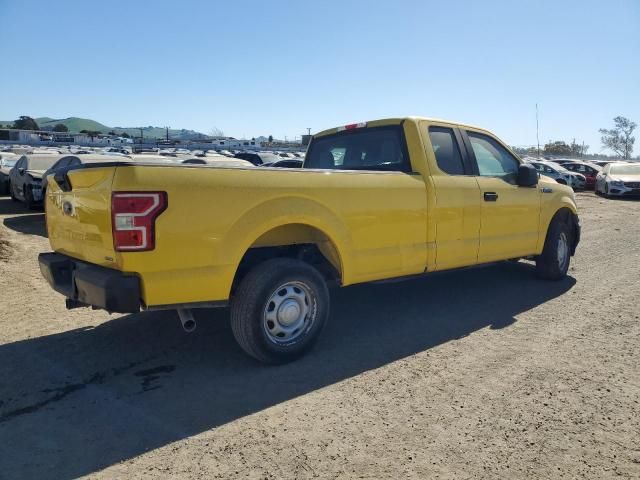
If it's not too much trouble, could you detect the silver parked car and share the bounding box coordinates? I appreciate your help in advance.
[0,153,20,195]
[9,155,62,209]
[528,160,585,190]
[595,162,640,198]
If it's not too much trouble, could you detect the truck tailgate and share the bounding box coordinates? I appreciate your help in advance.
[46,166,118,267]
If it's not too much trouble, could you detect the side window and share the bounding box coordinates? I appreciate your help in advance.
[467,132,519,184]
[532,163,544,172]
[428,126,465,175]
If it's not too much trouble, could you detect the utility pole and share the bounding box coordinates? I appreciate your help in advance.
[166,126,169,142]
[536,103,540,158]
[139,127,143,144]
[307,127,311,135]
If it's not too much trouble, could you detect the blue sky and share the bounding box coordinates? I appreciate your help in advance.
[1,0,638,153]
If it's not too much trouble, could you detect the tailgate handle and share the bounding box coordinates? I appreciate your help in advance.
[54,170,73,192]
[483,192,498,202]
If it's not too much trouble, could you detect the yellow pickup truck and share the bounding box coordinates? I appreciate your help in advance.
[39,117,580,363]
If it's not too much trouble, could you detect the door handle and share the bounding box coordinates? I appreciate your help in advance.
[484,192,499,202]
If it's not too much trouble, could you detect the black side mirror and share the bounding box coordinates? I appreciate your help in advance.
[18,168,25,176]
[517,163,538,187]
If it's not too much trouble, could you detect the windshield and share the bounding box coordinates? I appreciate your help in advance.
[1,158,17,167]
[26,156,60,170]
[610,164,640,175]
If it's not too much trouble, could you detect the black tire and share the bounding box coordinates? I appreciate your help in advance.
[536,217,572,280]
[24,186,35,210]
[604,184,610,199]
[9,182,18,202]
[230,258,330,364]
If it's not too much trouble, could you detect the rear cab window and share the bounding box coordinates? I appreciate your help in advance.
[428,126,465,175]
[304,125,410,172]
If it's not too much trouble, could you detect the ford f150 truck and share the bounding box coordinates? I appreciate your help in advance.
[39,117,580,363]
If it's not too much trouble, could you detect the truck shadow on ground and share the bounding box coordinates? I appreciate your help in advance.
[0,261,575,479]
[0,197,38,215]
[0,197,47,238]
[3,214,46,237]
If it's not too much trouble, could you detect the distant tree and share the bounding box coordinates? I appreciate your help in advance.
[52,123,69,132]
[121,132,131,138]
[80,129,102,141]
[108,130,117,136]
[268,135,273,143]
[12,116,40,130]
[569,140,588,157]
[543,141,572,156]
[209,127,225,137]
[599,116,636,159]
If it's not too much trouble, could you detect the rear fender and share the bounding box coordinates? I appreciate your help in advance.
[223,196,352,289]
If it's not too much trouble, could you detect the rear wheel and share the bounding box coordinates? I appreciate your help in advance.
[230,258,330,364]
[536,218,572,280]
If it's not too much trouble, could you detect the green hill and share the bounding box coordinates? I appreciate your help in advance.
[36,117,112,133]
[1,116,209,140]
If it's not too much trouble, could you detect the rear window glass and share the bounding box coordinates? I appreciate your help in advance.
[26,156,60,170]
[304,126,409,172]
[428,126,465,175]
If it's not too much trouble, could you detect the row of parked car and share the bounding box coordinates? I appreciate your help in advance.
[2,147,638,210]
[522,157,640,197]
[0,146,307,209]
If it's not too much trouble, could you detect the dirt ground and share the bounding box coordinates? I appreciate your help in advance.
[0,192,638,479]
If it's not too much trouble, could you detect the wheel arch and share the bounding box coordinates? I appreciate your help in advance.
[223,196,352,297]
[538,206,580,256]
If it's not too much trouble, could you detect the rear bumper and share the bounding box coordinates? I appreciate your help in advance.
[38,252,141,313]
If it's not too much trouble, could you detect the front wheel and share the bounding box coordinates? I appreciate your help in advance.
[9,182,18,202]
[24,186,37,210]
[230,258,330,364]
[536,218,572,280]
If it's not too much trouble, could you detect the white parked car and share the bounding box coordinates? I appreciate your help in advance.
[595,162,640,198]
[9,155,62,209]
[528,160,585,190]
[0,153,19,195]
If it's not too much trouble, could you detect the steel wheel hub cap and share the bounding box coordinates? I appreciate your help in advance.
[263,282,313,344]
[278,299,301,326]
[557,232,568,268]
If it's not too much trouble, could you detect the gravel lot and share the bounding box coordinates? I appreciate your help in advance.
[0,192,638,479]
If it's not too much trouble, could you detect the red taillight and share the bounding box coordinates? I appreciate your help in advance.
[111,192,167,251]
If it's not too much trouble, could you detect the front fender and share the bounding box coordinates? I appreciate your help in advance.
[536,188,579,254]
